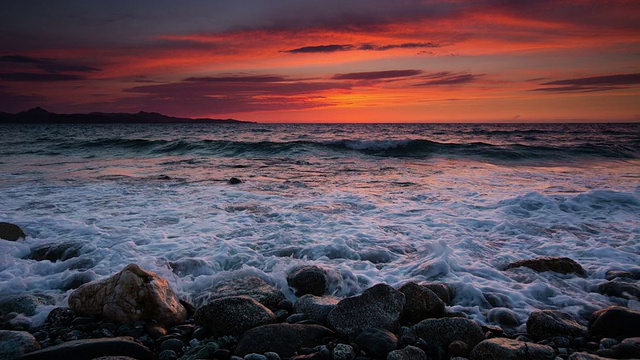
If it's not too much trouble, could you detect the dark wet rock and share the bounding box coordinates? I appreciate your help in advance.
[286,313,307,323]
[277,299,293,310]
[14,336,154,360]
[333,343,356,360]
[448,340,469,357]
[0,330,40,359]
[245,354,268,360]
[398,282,445,324]
[483,292,513,308]
[228,177,242,185]
[198,276,286,311]
[606,337,640,359]
[597,279,640,300]
[264,352,281,360]
[588,306,640,338]
[234,323,334,357]
[0,293,55,317]
[412,317,485,350]
[287,266,329,296]
[168,258,211,277]
[568,353,611,360]
[27,242,84,262]
[386,345,427,360]
[179,339,221,360]
[421,283,455,305]
[68,263,187,326]
[61,271,96,290]
[0,222,26,241]
[470,338,555,360]
[526,310,586,340]
[327,283,405,338]
[487,307,520,327]
[599,337,618,349]
[275,309,289,322]
[605,269,640,281]
[45,307,75,326]
[504,256,587,276]
[160,338,185,353]
[293,295,339,325]
[194,295,275,336]
[354,328,398,359]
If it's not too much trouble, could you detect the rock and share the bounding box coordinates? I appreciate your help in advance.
[159,338,185,353]
[14,337,154,360]
[608,337,640,359]
[234,324,334,357]
[567,353,611,360]
[194,296,275,336]
[526,310,586,340]
[398,282,445,324]
[504,256,587,277]
[68,263,187,326]
[470,338,555,360]
[487,307,520,327]
[293,295,339,324]
[0,222,26,241]
[0,330,40,359]
[483,292,513,308]
[158,350,178,360]
[605,269,640,281]
[597,280,640,300]
[355,328,397,359]
[386,345,427,360]
[27,242,84,262]
[412,317,485,351]
[245,354,268,360]
[421,283,455,305]
[197,276,286,311]
[588,306,640,338]
[332,344,355,360]
[45,307,75,326]
[264,352,281,360]
[0,293,55,316]
[448,340,469,357]
[61,271,96,290]
[179,339,221,360]
[327,284,405,338]
[228,177,242,185]
[287,266,329,296]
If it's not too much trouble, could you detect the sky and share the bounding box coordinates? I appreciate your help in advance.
[1,1,639,123]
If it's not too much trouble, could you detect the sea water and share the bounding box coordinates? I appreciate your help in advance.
[0,123,638,327]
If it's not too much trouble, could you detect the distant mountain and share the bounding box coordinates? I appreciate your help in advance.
[0,107,253,124]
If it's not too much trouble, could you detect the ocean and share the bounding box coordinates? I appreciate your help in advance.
[1,122,639,327]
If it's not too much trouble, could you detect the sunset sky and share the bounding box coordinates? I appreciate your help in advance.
[1,1,639,122]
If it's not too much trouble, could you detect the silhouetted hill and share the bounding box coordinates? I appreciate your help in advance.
[0,107,253,124]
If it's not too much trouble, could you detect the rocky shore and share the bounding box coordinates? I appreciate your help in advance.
[1,222,639,360]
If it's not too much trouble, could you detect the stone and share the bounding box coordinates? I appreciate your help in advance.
[287,266,329,296]
[45,307,75,326]
[605,269,640,281]
[194,295,275,336]
[14,337,154,360]
[234,324,334,357]
[421,283,455,305]
[398,282,445,324]
[293,295,339,324]
[412,317,485,350]
[27,242,84,262]
[568,353,611,360]
[61,271,96,290]
[470,338,555,360]
[264,351,281,360]
[332,343,355,360]
[354,328,398,359]
[386,345,427,360]
[448,340,469,357]
[327,283,405,338]
[588,306,640,338]
[245,354,268,360]
[526,310,586,340]
[608,337,640,359]
[68,263,187,326]
[0,293,55,316]
[504,257,587,276]
[597,280,640,300]
[0,330,40,359]
[159,338,185,353]
[197,276,286,310]
[228,177,242,185]
[487,307,520,327]
[0,222,26,241]
[158,350,178,360]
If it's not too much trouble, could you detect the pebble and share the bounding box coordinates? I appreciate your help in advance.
[245,354,269,360]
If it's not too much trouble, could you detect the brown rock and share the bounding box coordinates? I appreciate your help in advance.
[68,264,187,326]
[234,323,334,357]
[504,256,586,276]
[526,310,586,340]
[194,296,275,336]
[588,306,640,338]
[196,276,285,310]
[470,338,555,360]
[399,282,445,324]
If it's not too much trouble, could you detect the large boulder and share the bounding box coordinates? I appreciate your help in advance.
[234,324,334,357]
[398,282,445,324]
[68,263,187,326]
[293,294,339,324]
[504,257,587,277]
[412,317,485,350]
[327,284,405,338]
[0,330,40,359]
[13,337,153,360]
[588,306,640,338]
[194,296,275,336]
[470,338,555,360]
[287,266,329,296]
[526,310,586,340]
[0,222,26,241]
[196,276,285,310]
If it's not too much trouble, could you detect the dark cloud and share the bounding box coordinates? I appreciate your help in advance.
[333,70,422,80]
[0,73,85,82]
[184,75,289,82]
[284,42,440,54]
[413,72,478,86]
[0,55,100,73]
[533,73,640,92]
[0,55,100,83]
